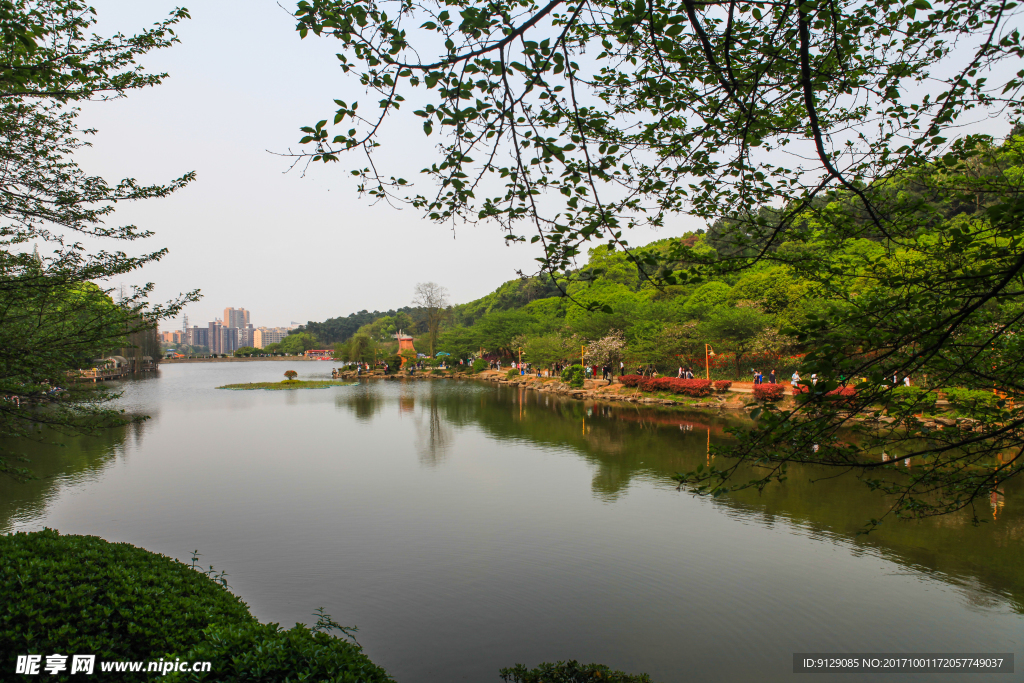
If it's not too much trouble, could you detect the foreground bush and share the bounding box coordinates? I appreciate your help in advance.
[619,375,713,397]
[501,660,651,682]
[1,529,252,673]
[561,364,585,387]
[1,530,392,683]
[471,358,488,373]
[170,621,392,683]
[713,380,732,392]
[753,384,785,401]
[942,387,997,415]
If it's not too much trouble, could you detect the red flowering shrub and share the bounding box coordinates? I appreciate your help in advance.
[713,380,732,392]
[619,375,713,397]
[753,384,785,401]
[792,384,857,400]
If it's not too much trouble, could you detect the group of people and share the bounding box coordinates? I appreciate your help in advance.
[676,367,696,379]
[752,370,777,384]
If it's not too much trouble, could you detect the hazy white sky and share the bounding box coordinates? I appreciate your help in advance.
[74,0,682,330]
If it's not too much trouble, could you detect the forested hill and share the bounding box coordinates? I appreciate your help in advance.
[297,307,419,344]
[296,269,565,343]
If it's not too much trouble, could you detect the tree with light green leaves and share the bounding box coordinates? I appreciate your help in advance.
[0,1,196,481]
[288,0,1024,522]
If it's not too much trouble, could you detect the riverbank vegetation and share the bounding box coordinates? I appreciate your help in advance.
[217,380,356,390]
[286,0,1024,522]
[2,529,652,682]
[1,529,394,682]
[0,1,198,481]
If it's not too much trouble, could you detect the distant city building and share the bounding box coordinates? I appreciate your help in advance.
[253,327,289,349]
[208,320,224,354]
[159,330,185,344]
[223,307,250,329]
[186,325,209,348]
[237,323,255,349]
[207,320,242,354]
[179,308,295,352]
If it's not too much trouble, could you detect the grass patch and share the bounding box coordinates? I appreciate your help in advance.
[217,380,357,391]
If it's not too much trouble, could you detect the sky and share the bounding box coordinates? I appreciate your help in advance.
[72,1,1017,332]
[73,0,681,331]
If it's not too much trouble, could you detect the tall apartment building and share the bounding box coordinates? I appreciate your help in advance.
[223,307,250,329]
[237,323,255,349]
[207,320,241,354]
[159,330,185,344]
[252,327,289,349]
[186,325,209,348]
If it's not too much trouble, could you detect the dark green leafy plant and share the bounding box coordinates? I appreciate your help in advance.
[0,529,253,680]
[2,530,394,683]
[169,620,393,683]
[943,387,1000,417]
[500,660,651,683]
[561,364,585,388]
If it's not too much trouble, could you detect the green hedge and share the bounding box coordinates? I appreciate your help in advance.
[560,364,585,388]
[1,529,252,676]
[170,621,391,683]
[888,386,938,411]
[1,530,392,683]
[501,660,652,682]
[943,387,1000,415]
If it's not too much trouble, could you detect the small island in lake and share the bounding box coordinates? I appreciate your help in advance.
[217,380,357,390]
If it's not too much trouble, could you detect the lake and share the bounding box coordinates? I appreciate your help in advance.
[2,361,1021,682]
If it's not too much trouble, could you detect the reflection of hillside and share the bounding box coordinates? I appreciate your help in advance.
[453,383,1024,614]
[333,380,1024,613]
[0,422,138,531]
[413,396,452,467]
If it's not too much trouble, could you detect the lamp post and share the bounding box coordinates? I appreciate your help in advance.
[705,344,715,381]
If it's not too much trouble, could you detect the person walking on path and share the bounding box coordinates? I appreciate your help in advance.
[769,370,776,384]
[791,371,801,387]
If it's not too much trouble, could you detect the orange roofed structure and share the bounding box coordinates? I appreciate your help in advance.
[393,331,416,365]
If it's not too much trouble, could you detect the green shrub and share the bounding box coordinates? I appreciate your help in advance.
[943,387,1000,415]
[170,621,392,683]
[500,660,651,682]
[1,530,393,683]
[889,386,937,411]
[561,365,585,388]
[471,358,488,373]
[506,368,519,379]
[0,529,253,680]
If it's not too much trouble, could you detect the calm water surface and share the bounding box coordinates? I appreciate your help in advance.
[1,361,1022,682]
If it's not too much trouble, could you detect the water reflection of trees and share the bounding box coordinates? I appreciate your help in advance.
[330,379,1024,613]
[413,396,452,467]
[0,420,140,531]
